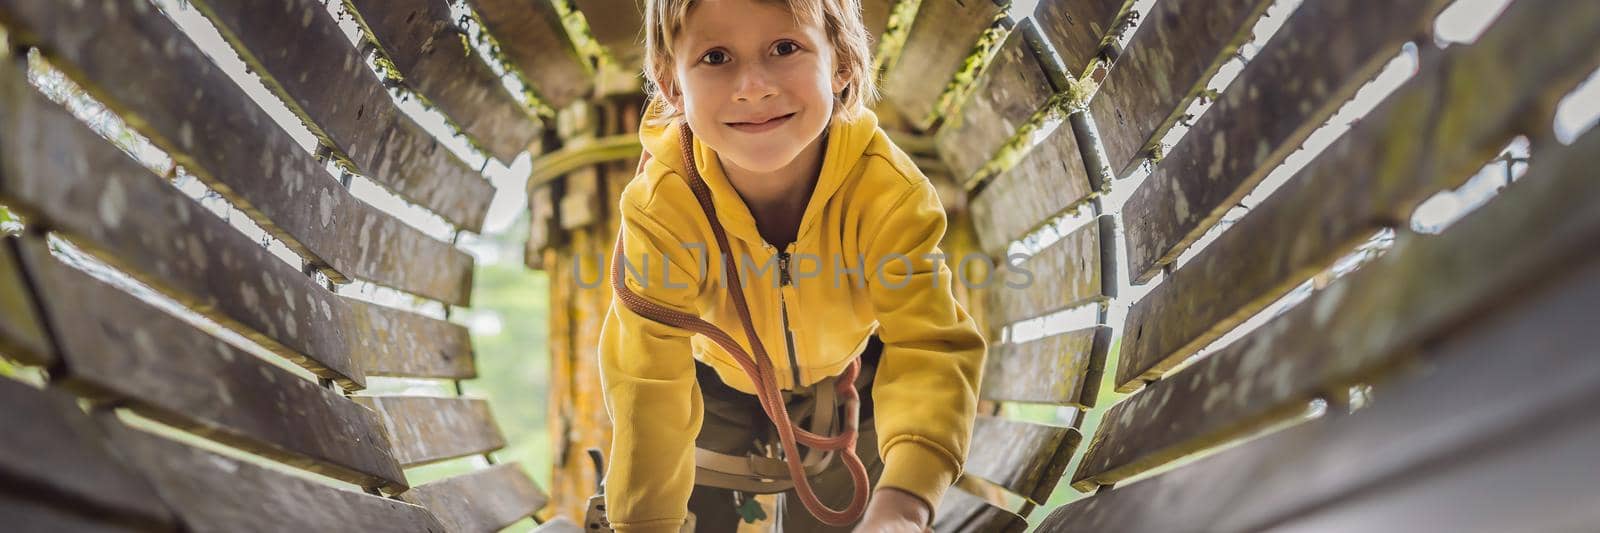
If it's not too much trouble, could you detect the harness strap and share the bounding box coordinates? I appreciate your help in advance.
[610,122,869,526]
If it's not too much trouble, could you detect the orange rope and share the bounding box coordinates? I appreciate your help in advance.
[609,122,870,526]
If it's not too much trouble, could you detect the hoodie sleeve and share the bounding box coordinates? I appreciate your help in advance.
[598,194,704,533]
[864,178,988,514]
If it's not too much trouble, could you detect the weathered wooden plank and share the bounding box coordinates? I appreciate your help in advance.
[0,491,156,533]
[965,416,1081,504]
[933,488,1027,533]
[0,67,365,389]
[465,0,592,110]
[1076,124,1600,490]
[0,236,48,366]
[0,0,475,305]
[0,378,174,527]
[1089,0,1274,176]
[982,326,1109,408]
[935,21,1055,182]
[399,463,548,533]
[882,0,1007,131]
[343,0,540,162]
[346,299,476,379]
[355,395,507,467]
[0,76,367,388]
[18,241,408,493]
[1043,248,1600,532]
[968,118,1096,255]
[987,215,1114,330]
[188,0,495,231]
[572,0,645,69]
[1032,0,1132,74]
[103,423,448,533]
[1114,0,1600,392]
[1122,0,1452,284]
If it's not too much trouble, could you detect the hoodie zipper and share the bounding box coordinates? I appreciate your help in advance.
[774,245,802,389]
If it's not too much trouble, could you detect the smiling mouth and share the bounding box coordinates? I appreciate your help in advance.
[727,112,796,133]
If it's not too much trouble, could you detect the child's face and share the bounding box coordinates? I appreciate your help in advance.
[668,0,848,174]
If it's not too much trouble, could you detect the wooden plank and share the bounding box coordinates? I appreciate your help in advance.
[1076,124,1600,490]
[102,423,448,533]
[982,326,1110,408]
[0,236,48,366]
[18,242,408,493]
[968,118,1096,255]
[0,379,174,527]
[935,21,1055,182]
[343,0,541,163]
[0,66,365,389]
[573,0,646,69]
[346,299,476,379]
[933,488,1027,533]
[882,0,1007,131]
[355,395,507,467]
[965,416,1081,504]
[399,463,548,533]
[187,0,495,231]
[987,215,1115,330]
[1089,0,1274,176]
[1032,0,1132,74]
[0,492,156,533]
[1121,0,1452,284]
[465,0,593,110]
[0,0,475,305]
[1114,0,1600,392]
[1043,249,1600,532]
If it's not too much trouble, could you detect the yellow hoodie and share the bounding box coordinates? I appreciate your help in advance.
[598,99,987,532]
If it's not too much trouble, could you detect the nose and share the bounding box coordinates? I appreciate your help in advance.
[733,61,778,102]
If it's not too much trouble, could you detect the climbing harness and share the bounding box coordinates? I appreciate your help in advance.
[608,122,871,527]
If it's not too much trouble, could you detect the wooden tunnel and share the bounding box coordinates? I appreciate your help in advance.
[1,0,1598,532]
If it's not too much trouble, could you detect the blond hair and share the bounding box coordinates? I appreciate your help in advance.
[642,0,878,126]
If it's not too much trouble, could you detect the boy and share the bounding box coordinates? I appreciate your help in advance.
[598,0,988,530]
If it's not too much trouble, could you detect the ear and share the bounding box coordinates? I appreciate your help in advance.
[832,68,850,96]
[661,80,684,110]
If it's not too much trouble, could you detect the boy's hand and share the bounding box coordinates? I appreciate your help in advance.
[852,487,932,532]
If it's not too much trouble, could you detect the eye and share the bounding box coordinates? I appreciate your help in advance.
[700,49,730,65]
[773,40,801,56]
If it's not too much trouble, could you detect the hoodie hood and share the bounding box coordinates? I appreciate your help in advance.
[637,97,881,247]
